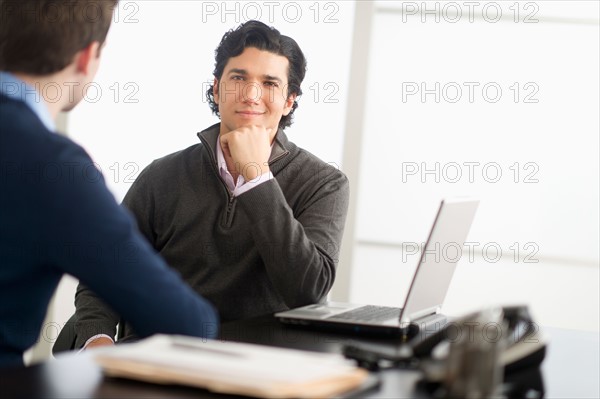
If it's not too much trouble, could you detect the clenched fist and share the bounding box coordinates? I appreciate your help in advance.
[219,125,274,181]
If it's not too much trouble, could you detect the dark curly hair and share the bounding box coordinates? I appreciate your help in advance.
[206,20,307,130]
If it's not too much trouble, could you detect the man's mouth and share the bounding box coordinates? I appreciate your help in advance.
[236,110,265,116]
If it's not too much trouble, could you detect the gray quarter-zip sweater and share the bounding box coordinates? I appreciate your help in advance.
[74,123,349,346]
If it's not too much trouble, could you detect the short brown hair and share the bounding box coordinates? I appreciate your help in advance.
[0,0,118,75]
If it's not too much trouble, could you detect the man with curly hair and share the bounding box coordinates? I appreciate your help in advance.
[74,20,349,349]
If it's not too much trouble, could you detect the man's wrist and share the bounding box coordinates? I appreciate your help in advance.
[235,170,273,197]
[242,164,270,182]
[79,334,114,352]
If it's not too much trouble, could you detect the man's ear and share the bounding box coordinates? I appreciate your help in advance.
[282,93,297,116]
[213,77,220,102]
[74,41,101,75]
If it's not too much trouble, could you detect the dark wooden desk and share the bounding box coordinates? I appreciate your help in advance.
[1,315,598,398]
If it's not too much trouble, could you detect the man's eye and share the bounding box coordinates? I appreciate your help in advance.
[264,81,278,88]
[232,76,244,81]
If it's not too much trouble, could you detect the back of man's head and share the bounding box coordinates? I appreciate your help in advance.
[0,0,118,75]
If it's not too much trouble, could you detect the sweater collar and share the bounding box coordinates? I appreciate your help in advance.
[196,123,292,171]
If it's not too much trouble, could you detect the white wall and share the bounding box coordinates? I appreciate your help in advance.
[351,1,599,331]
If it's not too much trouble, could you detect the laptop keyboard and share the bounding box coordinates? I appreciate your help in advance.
[327,305,401,323]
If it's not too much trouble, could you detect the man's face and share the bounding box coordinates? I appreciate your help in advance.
[214,47,296,139]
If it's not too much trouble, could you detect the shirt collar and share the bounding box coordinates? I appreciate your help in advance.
[215,137,230,177]
[0,71,56,132]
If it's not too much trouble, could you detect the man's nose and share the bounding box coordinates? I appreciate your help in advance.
[242,82,261,104]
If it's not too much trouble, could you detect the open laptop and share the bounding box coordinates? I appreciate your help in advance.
[275,198,479,338]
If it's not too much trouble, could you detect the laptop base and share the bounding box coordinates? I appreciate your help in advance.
[278,312,448,341]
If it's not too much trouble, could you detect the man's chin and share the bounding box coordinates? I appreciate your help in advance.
[230,122,261,131]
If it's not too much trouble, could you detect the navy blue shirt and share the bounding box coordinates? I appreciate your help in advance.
[0,89,218,368]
